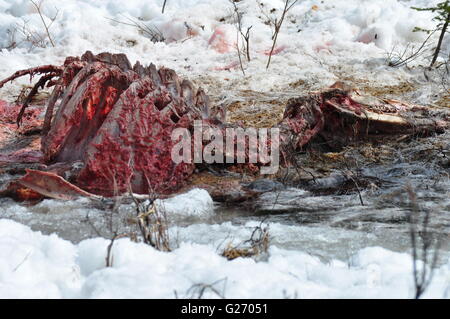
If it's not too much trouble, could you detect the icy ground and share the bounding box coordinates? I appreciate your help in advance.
[0,0,449,298]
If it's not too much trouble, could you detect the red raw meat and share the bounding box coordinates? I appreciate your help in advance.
[0,52,447,200]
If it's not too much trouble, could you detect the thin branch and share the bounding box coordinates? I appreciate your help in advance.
[430,11,450,67]
[107,15,165,43]
[186,278,227,299]
[262,0,298,69]
[235,27,246,76]
[405,184,442,299]
[30,0,57,47]
[387,29,437,67]
[229,0,252,62]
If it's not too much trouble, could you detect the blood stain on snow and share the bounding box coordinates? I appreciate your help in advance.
[213,61,240,71]
[208,26,235,53]
[262,45,287,56]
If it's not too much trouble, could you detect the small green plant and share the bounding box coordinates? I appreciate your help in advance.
[412,1,450,67]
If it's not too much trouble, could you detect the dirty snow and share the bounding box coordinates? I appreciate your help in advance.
[0,0,449,298]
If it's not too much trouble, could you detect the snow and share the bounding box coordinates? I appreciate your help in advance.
[0,0,446,101]
[0,0,449,298]
[0,219,80,298]
[0,219,449,298]
[155,188,214,218]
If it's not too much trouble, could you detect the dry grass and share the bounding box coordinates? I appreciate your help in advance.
[130,192,172,252]
[226,91,286,128]
[30,0,57,47]
[221,222,270,260]
[107,14,165,43]
[435,94,450,108]
[338,77,417,99]
[3,0,60,51]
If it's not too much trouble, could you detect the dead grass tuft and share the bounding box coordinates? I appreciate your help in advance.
[221,222,270,260]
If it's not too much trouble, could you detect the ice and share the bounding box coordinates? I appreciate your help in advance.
[155,188,214,218]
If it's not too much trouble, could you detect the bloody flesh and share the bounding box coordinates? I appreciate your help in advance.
[0,51,447,199]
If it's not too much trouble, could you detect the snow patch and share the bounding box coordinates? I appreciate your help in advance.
[0,219,449,298]
[156,188,214,218]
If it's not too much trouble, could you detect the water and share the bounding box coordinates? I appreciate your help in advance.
[1,130,448,264]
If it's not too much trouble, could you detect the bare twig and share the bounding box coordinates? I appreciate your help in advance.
[342,162,365,206]
[16,19,47,49]
[2,28,20,50]
[221,219,270,260]
[405,184,442,299]
[386,29,436,67]
[411,1,450,68]
[235,27,246,76]
[229,0,253,62]
[107,15,165,43]
[162,0,168,14]
[13,251,32,272]
[83,176,132,268]
[128,184,172,252]
[105,233,117,267]
[186,278,227,299]
[258,0,298,69]
[430,10,450,67]
[30,0,58,47]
